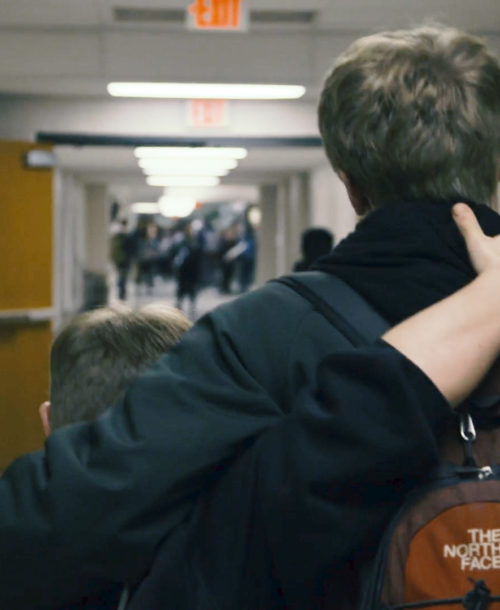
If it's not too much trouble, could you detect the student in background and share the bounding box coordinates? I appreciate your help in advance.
[293,227,334,272]
[173,223,203,319]
[136,222,161,295]
[110,219,134,300]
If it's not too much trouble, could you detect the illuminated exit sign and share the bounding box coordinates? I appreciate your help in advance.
[188,100,229,128]
[187,0,249,31]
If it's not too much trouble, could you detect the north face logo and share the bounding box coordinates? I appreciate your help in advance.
[443,529,500,571]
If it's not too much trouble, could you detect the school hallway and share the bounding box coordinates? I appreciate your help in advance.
[110,273,240,322]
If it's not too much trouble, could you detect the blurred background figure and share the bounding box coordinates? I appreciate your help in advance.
[109,219,134,300]
[157,228,176,280]
[198,219,220,287]
[173,223,203,319]
[293,227,334,272]
[237,218,257,292]
[218,224,239,294]
[136,221,161,296]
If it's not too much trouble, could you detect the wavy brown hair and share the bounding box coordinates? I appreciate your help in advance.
[319,24,500,206]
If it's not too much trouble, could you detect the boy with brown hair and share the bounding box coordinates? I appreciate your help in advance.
[40,303,191,434]
[38,303,191,608]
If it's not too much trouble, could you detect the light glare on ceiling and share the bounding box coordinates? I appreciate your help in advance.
[134,147,248,159]
[146,176,220,187]
[142,167,229,177]
[130,202,160,214]
[158,196,197,218]
[138,158,238,171]
[248,206,262,227]
[108,82,306,100]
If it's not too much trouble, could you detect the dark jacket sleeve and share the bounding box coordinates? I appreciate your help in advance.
[257,341,452,608]
[0,285,299,610]
[127,342,452,610]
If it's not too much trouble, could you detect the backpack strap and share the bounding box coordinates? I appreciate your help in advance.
[273,271,390,347]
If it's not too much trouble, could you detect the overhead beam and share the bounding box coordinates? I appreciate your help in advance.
[37,132,323,148]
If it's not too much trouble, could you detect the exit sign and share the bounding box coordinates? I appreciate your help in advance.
[187,0,248,31]
[188,99,229,128]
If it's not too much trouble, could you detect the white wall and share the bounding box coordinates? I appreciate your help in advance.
[309,164,356,244]
[256,184,279,285]
[53,170,86,328]
[287,173,310,270]
[85,184,110,275]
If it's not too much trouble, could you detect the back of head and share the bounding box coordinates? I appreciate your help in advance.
[319,24,500,205]
[49,303,191,430]
[301,228,334,262]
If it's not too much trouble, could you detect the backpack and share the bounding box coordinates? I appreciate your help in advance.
[110,233,129,266]
[274,272,500,610]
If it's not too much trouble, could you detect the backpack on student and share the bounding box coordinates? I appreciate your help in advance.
[110,233,130,266]
[274,271,500,610]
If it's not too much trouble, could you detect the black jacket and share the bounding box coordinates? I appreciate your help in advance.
[1,201,498,609]
[127,343,448,610]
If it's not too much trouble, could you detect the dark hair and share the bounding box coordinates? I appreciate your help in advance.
[49,303,191,429]
[301,227,334,260]
[294,228,334,272]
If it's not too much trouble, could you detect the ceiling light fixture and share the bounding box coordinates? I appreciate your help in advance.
[138,158,238,172]
[108,82,306,100]
[146,176,220,187]
[130,202,160,214]
[142,167,229,177]
[158,196,197,218]
[134,147,248,159]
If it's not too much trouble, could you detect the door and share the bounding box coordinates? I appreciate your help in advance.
[0,141,53,469]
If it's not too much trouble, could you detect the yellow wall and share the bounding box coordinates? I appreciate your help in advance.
[0,141,53,468]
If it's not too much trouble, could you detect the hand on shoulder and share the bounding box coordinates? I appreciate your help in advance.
[453,203,500,275]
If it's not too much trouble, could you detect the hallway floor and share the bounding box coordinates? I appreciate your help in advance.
[110,275,242,321]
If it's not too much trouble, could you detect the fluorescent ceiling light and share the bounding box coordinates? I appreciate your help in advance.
[142,166,229,177]
[158,197,197,218]
[134,147,248,160]
[146,176,220,187]
[138,159,237,172]
[165,185,259,203]
[108,82,306,100]
[130,202,160,214]
[248,207,262,227]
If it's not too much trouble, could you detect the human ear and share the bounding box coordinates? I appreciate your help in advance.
[338,171,373,216]
[39,401,51,436]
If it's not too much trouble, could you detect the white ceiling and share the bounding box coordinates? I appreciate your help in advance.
[0,0,497,98]
[55,145,327,202]
[0,0,499,195]
[55,145,327,174]
[318,0,500,31]
[0,0,498,32]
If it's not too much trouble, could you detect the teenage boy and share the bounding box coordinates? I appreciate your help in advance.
[39,303,191,609]
[1,25,500,609]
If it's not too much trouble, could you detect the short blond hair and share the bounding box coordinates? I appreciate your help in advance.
[50,303,192,429]
[319,25,500,205]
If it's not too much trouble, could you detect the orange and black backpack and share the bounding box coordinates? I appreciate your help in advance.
[360,408,500,610]
[276,271,500,610]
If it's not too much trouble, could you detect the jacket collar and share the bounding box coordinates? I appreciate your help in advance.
[313,200,500,324]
